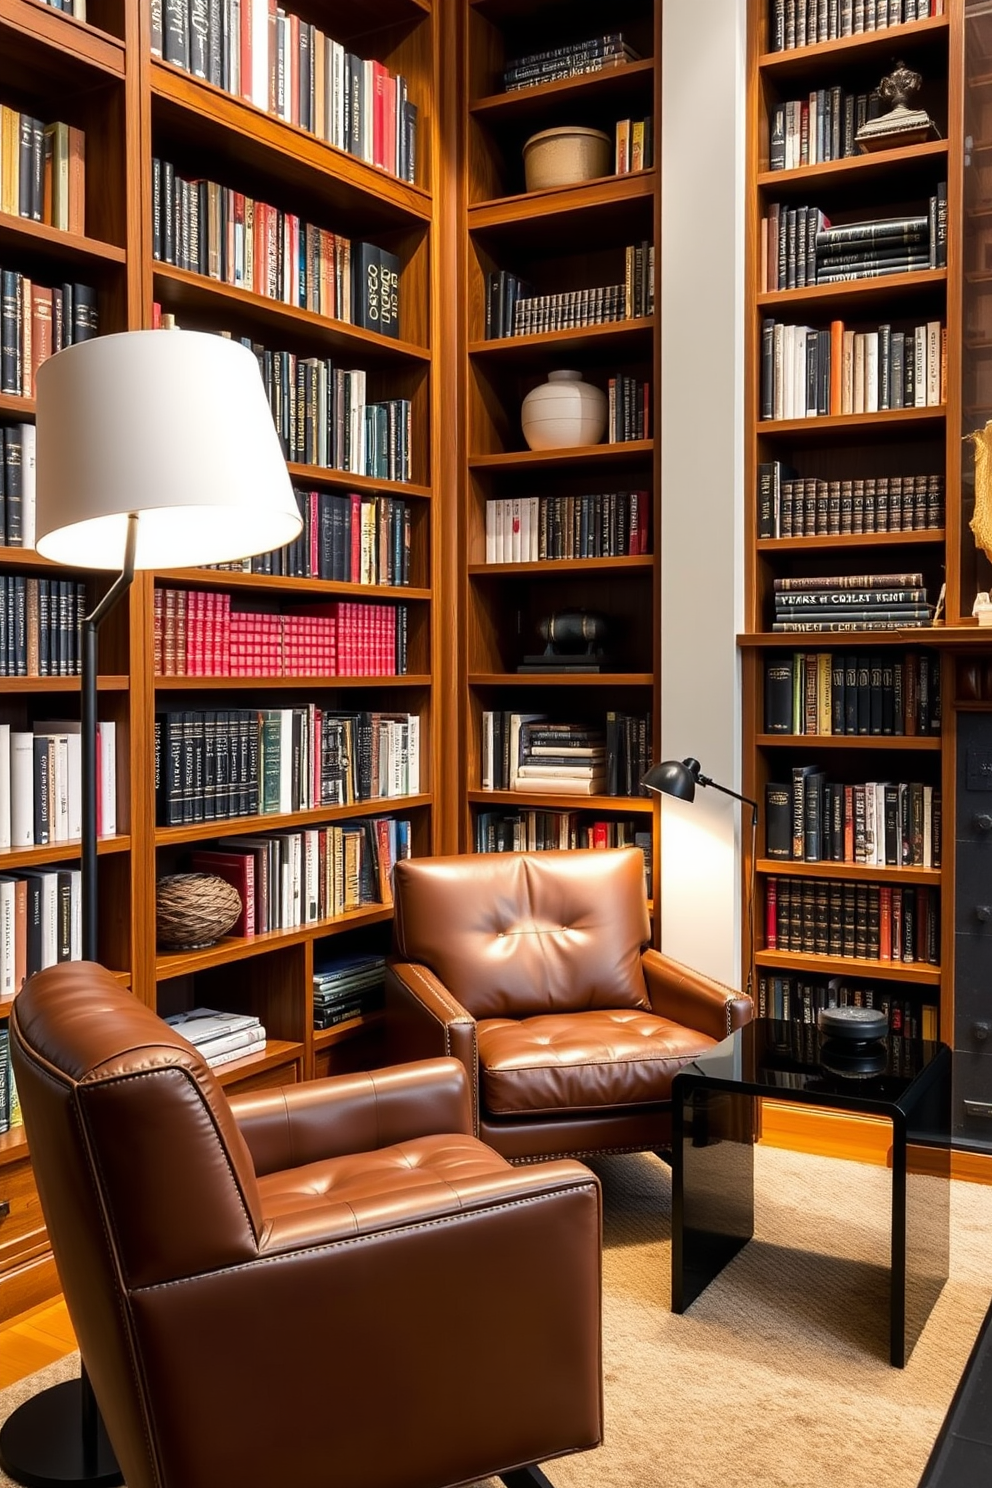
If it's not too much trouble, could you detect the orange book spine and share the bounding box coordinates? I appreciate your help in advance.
[829,319,844,415]
[67,126,85,236]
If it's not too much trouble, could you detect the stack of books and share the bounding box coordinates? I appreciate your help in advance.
[762,200,946,291]
[503,33,639,92]
[165,1008,267,1069]
[510,718,607,796]
[313,953,385,1029]
[771,573,932,633]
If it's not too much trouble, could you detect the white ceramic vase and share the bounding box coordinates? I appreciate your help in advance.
[521,370,608,451]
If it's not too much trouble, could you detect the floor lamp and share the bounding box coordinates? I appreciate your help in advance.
[641,756,759,1004]
[0,331,302,1488]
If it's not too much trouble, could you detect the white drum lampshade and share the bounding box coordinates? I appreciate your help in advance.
[34,330,302,569]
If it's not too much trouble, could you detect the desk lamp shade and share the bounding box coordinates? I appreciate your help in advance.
[34,330,301,569]
[641,757,700,802]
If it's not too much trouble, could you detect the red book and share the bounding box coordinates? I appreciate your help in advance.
[308,491,319,575]
[879,884,892,961]
[591,821,609,850]
[190,850,256,937]
[382,73,397,176]
[350,493,362,581]
[765,876,777,950]
[373,62,388,170]
[153,589,164,674]
[891,888,903,964]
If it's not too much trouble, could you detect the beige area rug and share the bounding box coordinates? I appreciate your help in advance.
[1,1145,989,1488]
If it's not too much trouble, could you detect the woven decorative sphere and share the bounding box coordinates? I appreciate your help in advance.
[156,873,242,951]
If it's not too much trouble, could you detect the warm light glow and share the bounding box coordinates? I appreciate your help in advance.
[34,330,302,570]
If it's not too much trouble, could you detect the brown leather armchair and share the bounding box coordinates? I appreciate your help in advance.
[9,962,603,1488]
[386,848,753,1164]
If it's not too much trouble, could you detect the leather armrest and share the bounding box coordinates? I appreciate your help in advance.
[641,949,753,1043]
[384,960,480,1133]
[229,1057,473,1177]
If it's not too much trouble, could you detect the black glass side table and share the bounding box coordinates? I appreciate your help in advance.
[671,1018,952,1367]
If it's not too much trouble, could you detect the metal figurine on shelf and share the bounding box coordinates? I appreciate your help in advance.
[518,610,610,673]
[856,62,940,151]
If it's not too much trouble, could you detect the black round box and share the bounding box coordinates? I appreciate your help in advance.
[816,1005,888,1043]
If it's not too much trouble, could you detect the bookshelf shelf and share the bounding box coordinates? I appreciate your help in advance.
[151,265,430,364]
[0,836,131,872]
[0,213,126,269]
[757,269,948,315]
[0,1126,28,1167]
[0,0,125,78]
[0,395,34,418]
[754,948,941,987]
[212,1039,305,1086]
[756,139,949,193]
[758,858,941,884]
[285,464,432,501]
[155,905,396,980]
[468,672,653,686]
[153,674,431,690]
[469,173,656,234]
[468,555,654,576]
[155,796,432,848]
[468,318,653,364]
[150,62,432,229]
[161,570,430,602]
[313,1009,386,1052]
[756,531,945,551]
[754,734,942,750]
[0,675,129,692]
[468,440,653,471]
[739,631,938,649]
[757,14,948,80]
[470,59,655,120]
[468,789,653,814]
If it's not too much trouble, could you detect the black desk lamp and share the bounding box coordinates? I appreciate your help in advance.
[641,757,759,1003]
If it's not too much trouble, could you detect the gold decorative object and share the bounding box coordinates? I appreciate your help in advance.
[856,63,938,152]
[967,420,992,567]
[156,873,242,951]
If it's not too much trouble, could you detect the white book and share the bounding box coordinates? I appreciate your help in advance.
[508,713,547,789]
[351,368,366,475]
[862,330,880,410]
[278,708,293,814]
[304,827,319,922]
[841,330,855,414]
[864,783,876,865]
[40,871,58,969]
[230,0,241,96]
[853,333,865,415]
[927,320,941,405]
[0,879,14,996]
[914,325,926,407]
[70,869,81,961]
[519,497,531,563]
[165,1007,262,1044]
[251,0,270,110]
[10,732,34,847]
[279,14,293,124]
[529,497,540,559]
[898,784,909,867]
[407,713,420,793]
[196,1025,269,1060]
[485,501,496,565]
[510,498,521,563]
[0,725,10,850]
[97,721,116,837]
[481,711,494,791]
[20,423,35,550]
[204,1033,268,1068]
[773,323,785,420]
[875,782,887,869]
[331,41,345,149]
[782,325,795,421]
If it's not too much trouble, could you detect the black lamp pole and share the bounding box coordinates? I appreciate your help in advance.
[641,756,759,1003]
[0,520,138,1488]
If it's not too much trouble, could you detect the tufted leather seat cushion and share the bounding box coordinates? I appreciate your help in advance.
[254,1132,532,1250]
[476,1010,718,1116]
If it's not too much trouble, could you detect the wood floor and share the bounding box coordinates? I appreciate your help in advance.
[0,1299,76,1389]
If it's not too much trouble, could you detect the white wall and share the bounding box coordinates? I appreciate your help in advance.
[660,0,747,986]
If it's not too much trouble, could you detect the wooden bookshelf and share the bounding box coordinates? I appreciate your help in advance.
[457,0,661,894]
[0,0,446,1316]
[742,0,992,1166]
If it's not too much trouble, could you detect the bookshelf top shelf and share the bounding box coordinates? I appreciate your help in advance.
[756,139,949,195]
[151,62,432,232]
[0,836,131,873]
[757,15,949,81]
[470,58,654,120]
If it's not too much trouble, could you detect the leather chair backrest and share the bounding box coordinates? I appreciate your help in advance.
[392,848,652,1019]
[10,963,264,1488]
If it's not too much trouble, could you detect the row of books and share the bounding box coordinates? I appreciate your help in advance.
[0,110,85,233]
[483,245,653,340]
[0,578,87,677]
[771,572,932,633]
[39,0,85,15]
[765,773,940,867]
[759,318,945,422]
[0,868,82,997]
[0,424,35,549]
[503,33,640,92]
[485,492,650,565]
[0,273,99,400]
[0,1027,22,1134]
[164,1008,267,1069]
[608,375,651,443]
[615,118,653,175]
[765,875,939,966]
[480,711,651,799]
[762,202,946,292]
[155,589,408,677]
[764,649,941,736]
[188,815,410,935]
[208,487,411,584]
[770,0,943,52]
[152,160,400,335]
[154,707,420,826]
[769,87,886,171]
[0,721,117,848]
[474,809,650,857]
[151,1,418,183]
[313,952,384,1030]
[757,464,944,538]
[757,978,937,1044]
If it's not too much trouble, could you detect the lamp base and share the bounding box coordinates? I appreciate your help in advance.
[0,1380,123,1488]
